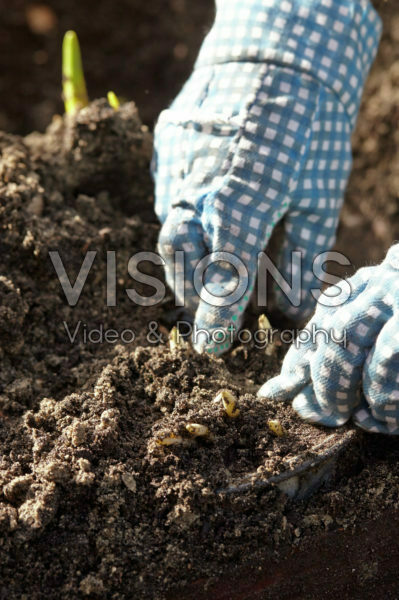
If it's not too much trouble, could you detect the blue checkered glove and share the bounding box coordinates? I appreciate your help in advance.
[152,0,381,354]
[258,245,399,435]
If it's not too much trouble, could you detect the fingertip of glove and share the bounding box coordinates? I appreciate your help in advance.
[292,393,348,427]
[192,312,240,356]
[192,330,234,356]
[257,381,271,398]
[292,393,326,423]
[257,377,286,400]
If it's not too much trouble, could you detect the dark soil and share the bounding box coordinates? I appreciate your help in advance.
[0,0,214,134]
[0,1,399,599]
[0,98,335,599]
[0,0,397,270]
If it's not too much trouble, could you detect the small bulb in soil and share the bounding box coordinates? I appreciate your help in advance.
[107,91,120,110]
[267,419,286,437]
[258,314,272,332]
[169,326,186,351]
[156,433,184,446]
[214,390,240,418]
[258,314,277,356]
[62,30,89,115]
[185,423,210,438]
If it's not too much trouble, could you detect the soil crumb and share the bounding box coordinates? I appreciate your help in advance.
[0,98,306,600]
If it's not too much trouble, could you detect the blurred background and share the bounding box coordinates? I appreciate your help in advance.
[0,0,398,271]
[0,0,214,133]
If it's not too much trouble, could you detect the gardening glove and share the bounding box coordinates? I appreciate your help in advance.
[258,245,399,435]
[152,0,382,355]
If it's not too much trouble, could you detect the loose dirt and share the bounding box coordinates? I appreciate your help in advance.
[0,1,399,599]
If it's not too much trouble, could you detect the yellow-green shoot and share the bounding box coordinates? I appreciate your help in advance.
[62,30,89,115]
[107,91,120,110]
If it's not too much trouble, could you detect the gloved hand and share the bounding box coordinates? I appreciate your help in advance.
[258,245,399,435]
[152,0,381,354]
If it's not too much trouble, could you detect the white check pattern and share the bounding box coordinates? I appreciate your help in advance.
[259,245,399,435]
[152,0,382,354]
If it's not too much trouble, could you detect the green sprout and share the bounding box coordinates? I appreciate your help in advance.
[107,91,120,110]
[62,30,89,115]
[169,326,187,351]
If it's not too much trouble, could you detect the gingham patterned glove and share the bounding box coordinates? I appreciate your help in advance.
[152,0,382,355]
[258,245,399,435]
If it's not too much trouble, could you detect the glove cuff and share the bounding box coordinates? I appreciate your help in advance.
[195,0,382,129]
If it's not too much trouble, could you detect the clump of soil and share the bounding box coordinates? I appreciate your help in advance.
[26,99,153,213]
[0,98,337,599]
[0,340,340,599]
[0,98,156,407]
